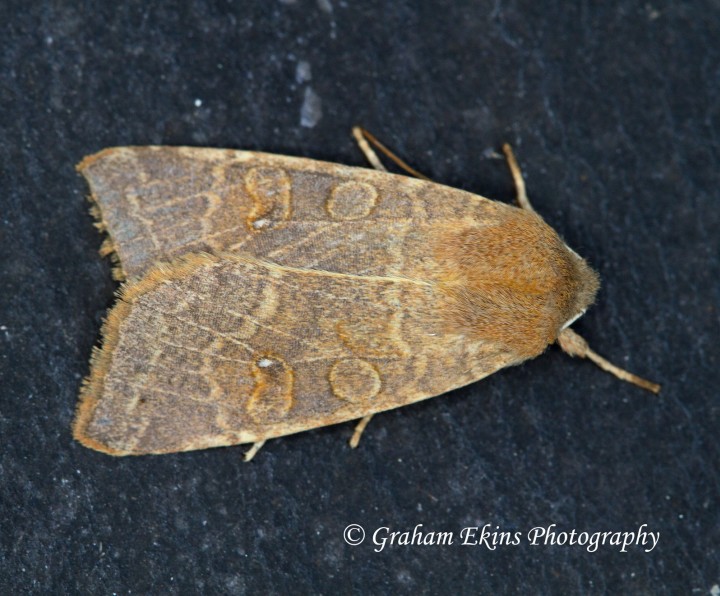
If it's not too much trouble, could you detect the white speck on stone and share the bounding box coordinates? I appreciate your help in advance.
[295,60,312,84]
[317,0,333,13]
[194,98,203,107]
[257,358,274,368]
[396,569,413,585]
[300,87,323,128]
[710,584,720,596]
[252,219,270,229]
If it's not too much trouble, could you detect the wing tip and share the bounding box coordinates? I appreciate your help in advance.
[73,297,135,456]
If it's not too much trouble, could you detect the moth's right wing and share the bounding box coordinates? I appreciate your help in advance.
[73,253,518,455]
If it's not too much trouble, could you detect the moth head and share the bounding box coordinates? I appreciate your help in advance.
[560,243,600,330]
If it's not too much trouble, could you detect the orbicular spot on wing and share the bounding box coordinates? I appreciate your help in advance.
[246,354,294,422]
[244,167,292,231]
[326,181,378,220]
[328,358,381,404]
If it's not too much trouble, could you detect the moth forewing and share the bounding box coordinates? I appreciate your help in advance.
[74,252,523,454]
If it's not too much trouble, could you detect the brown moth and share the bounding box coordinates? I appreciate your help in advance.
[73,129,659,459]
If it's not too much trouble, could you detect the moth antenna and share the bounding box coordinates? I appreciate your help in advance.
[352,126,432,180]
[501,143,537,214]
[349,414,374,448]
[243,440,266,462]
[557,328,661,394]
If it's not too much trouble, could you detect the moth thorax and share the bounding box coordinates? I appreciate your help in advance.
[435,207,600,360]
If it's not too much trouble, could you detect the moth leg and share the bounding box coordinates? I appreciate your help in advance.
[352,127,388,172]
[349,414,374,449]
[501,143,537,214]
[243,440,266,462]
[557,328,661,393]
[352,127,432,180]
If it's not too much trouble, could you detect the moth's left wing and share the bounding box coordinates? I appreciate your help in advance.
[74,253,517,455]
[78,146,502,280]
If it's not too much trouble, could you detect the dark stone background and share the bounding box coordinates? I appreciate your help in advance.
[2,1,718,593]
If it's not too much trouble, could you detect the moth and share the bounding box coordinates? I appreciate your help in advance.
[74,128,660,460]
